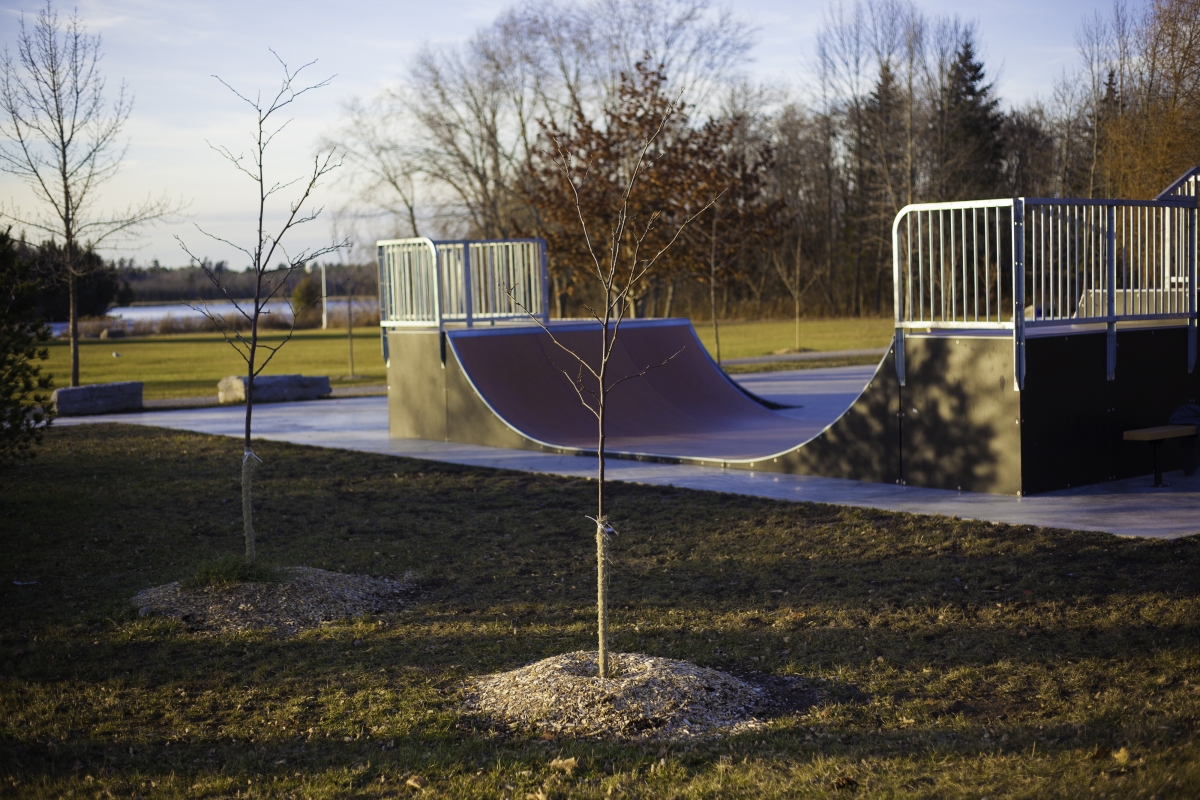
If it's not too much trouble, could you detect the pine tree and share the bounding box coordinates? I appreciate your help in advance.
[937,32,1004,199]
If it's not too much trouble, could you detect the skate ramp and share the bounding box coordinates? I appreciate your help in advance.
[445,319,839,461]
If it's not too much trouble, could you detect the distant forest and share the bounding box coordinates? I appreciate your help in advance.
[112,259,379,305]
[334,0,1200,321]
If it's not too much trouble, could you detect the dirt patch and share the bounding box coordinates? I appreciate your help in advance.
[463,651,803,740]
[132,567,414,634]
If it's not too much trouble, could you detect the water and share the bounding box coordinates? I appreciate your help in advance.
[47,298,379,336]
[109,298,377,322]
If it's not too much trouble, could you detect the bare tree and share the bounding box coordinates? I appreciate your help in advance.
[518,96,713,678]
[332,94,423,237]
[177,53,344,563]
[335,0,754,246]
[0,1,179,386]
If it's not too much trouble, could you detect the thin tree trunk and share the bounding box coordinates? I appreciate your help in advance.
[596,306,610,679]
[243,309,259,563]
[663,280,675,317]
[347,292,355,378]
[709,212,721,365]
[68,270,79,387]
[552,271,566,319]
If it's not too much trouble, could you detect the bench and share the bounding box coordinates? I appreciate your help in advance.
[1123,425,1198,487]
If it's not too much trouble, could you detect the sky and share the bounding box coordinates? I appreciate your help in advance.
[0,0,1117,269]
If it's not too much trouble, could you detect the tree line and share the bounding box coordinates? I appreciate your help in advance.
[334,0,1200,330]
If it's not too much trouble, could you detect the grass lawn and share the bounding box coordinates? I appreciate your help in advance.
[42,329,386,400]
[41,319,893,399]
[692,318,895,361]
[3,424,1197,798]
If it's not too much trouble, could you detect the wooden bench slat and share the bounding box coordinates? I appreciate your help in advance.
[1123,424,1198,441]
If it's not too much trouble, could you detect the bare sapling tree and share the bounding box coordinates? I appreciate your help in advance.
[0,1,180,386]
[771,239,817,352]
[178,53,344,563]
[518,108,716,680]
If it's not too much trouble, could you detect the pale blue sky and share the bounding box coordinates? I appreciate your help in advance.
[0,0,1117,268]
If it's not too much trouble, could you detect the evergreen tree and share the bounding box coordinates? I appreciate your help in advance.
[937,32,1004,199]
[0,229,53,467]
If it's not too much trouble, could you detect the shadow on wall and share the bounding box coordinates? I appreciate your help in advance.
[900,336,1014,494]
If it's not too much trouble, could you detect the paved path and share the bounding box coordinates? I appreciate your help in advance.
[58,367,1200,540]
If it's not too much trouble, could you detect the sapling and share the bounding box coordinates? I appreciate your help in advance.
[177,52,344,562]
[516,98,716,678]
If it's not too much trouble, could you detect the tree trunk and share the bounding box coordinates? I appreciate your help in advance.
[347,292,355,378]
[663,280,675,318]
[596,316,610,679]
[68,270,79,387]
[243,313,259,563]
[795,293,801,352]
[552,271,566,319]
[709,213,721,365]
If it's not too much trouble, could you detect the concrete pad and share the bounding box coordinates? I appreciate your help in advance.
[58,388,1200,539]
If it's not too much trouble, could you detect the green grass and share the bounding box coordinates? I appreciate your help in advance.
[3,424,1198,798]
[42,328,386,399]
[694,318,895,360]
[181,556,281,591]
[43,319,892,399]
[722,355,885,375]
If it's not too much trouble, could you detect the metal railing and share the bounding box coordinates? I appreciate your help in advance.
[892,192,1198,389]
[377,238,549,329]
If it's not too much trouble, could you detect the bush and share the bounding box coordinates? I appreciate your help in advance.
[182,555,280,590]
[290,273,323,328]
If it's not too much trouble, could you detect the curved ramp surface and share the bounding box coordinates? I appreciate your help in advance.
[445,319,854,461]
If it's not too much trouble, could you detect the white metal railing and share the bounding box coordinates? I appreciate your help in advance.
[376,237,549,329]
[892,191,1198,389]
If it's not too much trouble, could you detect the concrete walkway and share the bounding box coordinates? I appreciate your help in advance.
[59,367,1200,540]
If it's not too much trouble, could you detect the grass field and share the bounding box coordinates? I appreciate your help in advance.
[42,329,387,399]
[43,319,894,399]
[692,318,894,361]
[3,424,1198,798]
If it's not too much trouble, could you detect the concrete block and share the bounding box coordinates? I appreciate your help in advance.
[218,374,332,404]
[52,382,143,416]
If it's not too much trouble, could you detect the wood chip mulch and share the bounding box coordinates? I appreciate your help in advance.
[131,567,414,634]
[463,651,801,740]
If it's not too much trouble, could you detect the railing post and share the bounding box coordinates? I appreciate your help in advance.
[1012,198,1025,391]
[377,244,389,364]
[540,239,551,324]
[1190,204,1197,373]
[463,242,474,329]
[892,209,906,386]
[1106,204,1117,381]
[431,240,444,333]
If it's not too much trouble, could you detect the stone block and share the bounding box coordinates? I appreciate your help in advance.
[51,382,143,416]
[218,374,332,404]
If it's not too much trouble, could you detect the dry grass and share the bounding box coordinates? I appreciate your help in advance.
[2,423,1198,798]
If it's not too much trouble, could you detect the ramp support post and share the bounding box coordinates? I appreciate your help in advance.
[894,329,906,386]
[1189,205,1197,373]
[463,243,474,328]
[1106,204,1117,381]
[540,241,551,324]
[1012,198,1026,391]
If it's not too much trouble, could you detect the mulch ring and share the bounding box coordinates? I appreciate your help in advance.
[132,567,415,634]
[463,651,818,741]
